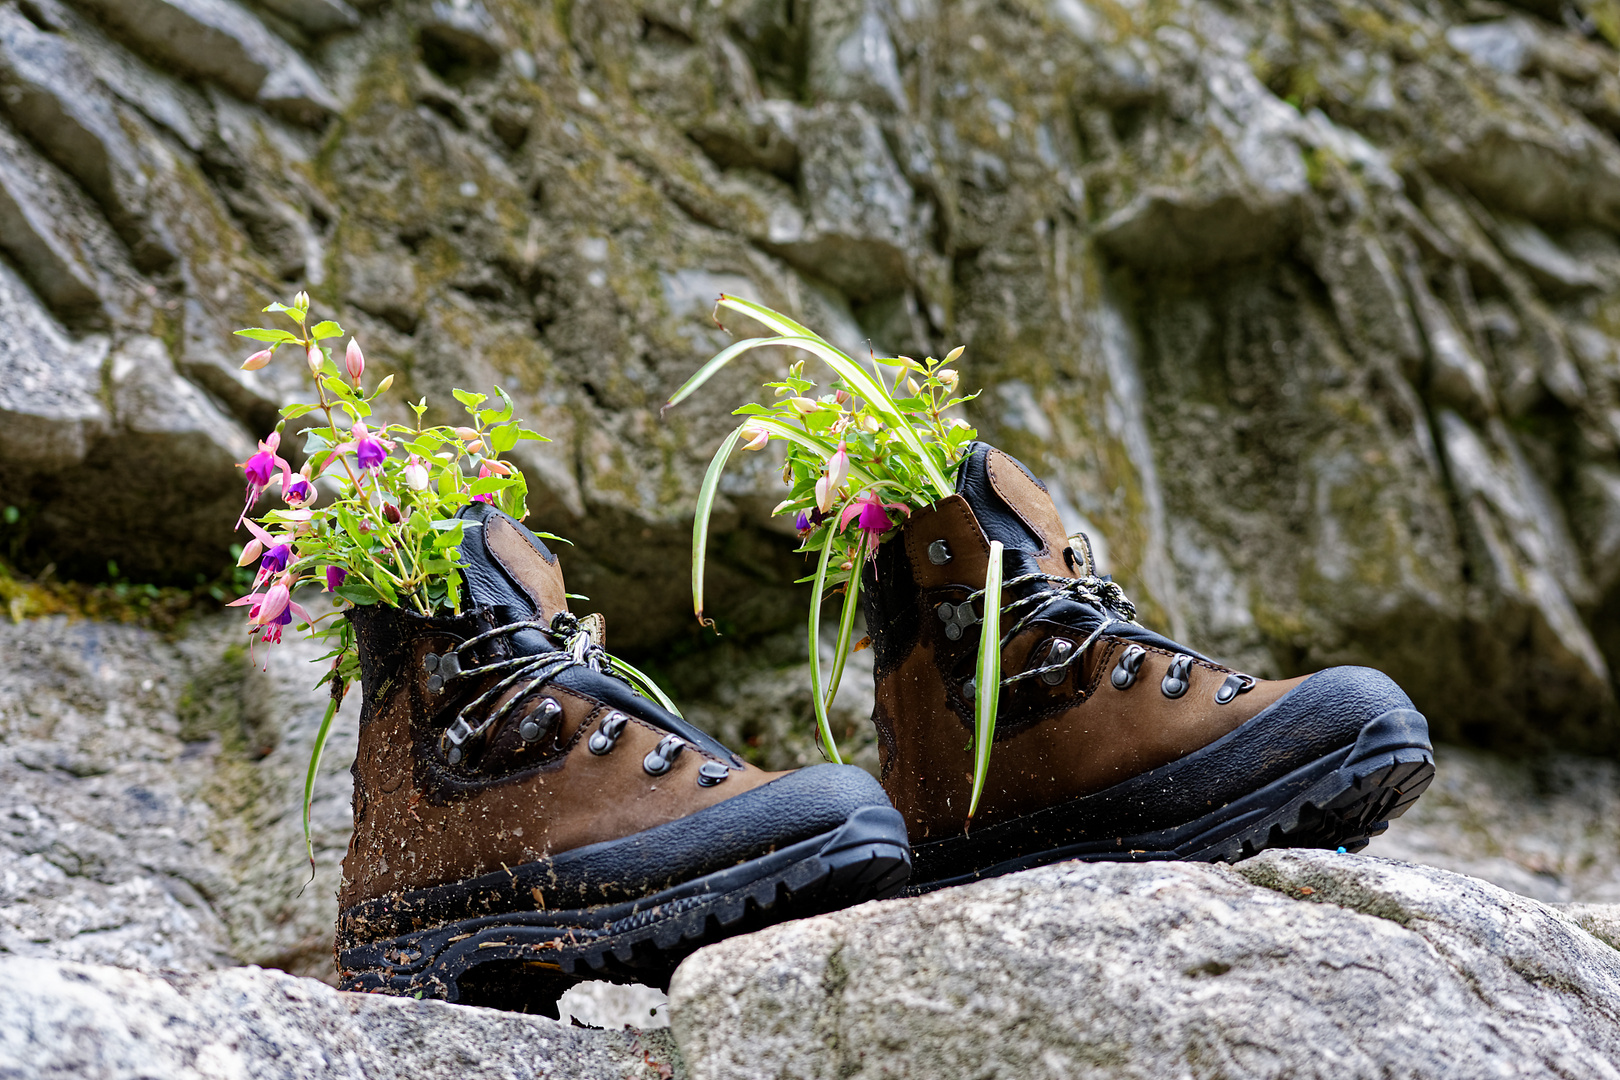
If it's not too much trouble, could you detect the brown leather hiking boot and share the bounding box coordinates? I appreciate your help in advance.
[335,503,910,1010]
[862,442,1434,893]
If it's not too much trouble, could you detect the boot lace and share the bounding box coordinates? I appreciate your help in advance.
[429,611,621,760]
[958,533,1140,689]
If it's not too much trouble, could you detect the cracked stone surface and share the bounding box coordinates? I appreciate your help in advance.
[0,957,684,1079]
[669,850,1620,1080]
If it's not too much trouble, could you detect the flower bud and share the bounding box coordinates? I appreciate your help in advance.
[383,502,402,524]
[481,458,511,476]
[789,396,818,415]
[293,291,310,312]
[467,439,486,455]
[345,339,365,383]
[859,413,881,433]
[945,345,966,363]
[374,374,394,395]
[306,344,322,375]
[741,425,770,452]
[939,369,960,392]
[241,348,273,371]
[238,538,264,567]
[905,377,921,396]
[834,389,850,406]
[455,427,479,442]
[404,457,429,491]
[826,442,850,493]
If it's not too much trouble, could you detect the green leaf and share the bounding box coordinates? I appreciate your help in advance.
[235,327,299,344]
[452,388,487,409]
[663,335,774,414]
[968,540,1004,823]
[489,424,520,453]
[279,403,320,419]
[335,581,380,605]
[608,653,685,718]
[692,424,745,628]
[310,320,344,340]
[517,429,549,442]
[469,475,516,495]
[822,539,866,716]
[805,527,844,765]
[303,685,343,871]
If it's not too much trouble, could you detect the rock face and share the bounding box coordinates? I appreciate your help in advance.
[669,850,1620,1080]
[0,0,1616,749]
[0,956,685,1079]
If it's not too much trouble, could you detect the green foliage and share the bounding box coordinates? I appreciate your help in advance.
[668,295,992,775]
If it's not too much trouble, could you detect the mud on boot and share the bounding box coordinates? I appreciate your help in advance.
[335,502,910,1011]
[860,442,1434,893]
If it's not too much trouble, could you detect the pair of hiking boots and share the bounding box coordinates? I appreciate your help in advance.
[335,443,1434,1012]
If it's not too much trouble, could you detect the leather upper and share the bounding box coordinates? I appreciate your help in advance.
[862,444,1306,841]
[338,505,787,912]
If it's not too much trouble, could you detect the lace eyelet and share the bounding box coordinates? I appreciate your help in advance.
[1111,645,1147,689]
[1161,655,1193,699]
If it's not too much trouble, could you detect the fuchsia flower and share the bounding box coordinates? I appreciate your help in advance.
[282,468,315,508]
[838,490,910,548]
[228,579,312,648]
[404,456,429,491]
[345,339,365,383]
[355,424,388,470]
[240,348,273,371]
[794,508,827,538]
[324,565,347,592]
[814,442,851,513]
[236,432,291,526]
[240,520,293,587]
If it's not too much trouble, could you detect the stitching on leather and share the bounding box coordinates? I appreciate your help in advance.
[486,517,547,608]
[985,451,1051,558]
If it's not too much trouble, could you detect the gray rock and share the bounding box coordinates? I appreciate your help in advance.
[0,0,1617,740]
[0,957,684,1079]
[668,851,1620,1080]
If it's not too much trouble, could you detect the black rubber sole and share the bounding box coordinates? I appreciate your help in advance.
[906,706,1435,894]
[337,806,911,1012]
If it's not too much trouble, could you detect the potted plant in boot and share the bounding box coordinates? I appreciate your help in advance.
[668,296,1435,893]
[230,293,910,1012]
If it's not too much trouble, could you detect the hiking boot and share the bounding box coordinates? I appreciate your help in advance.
[861,442,1434,893]
[335,502,910,1011]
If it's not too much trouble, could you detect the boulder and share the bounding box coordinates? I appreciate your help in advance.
[0,957,684,1079]
[668,851,1620,1080]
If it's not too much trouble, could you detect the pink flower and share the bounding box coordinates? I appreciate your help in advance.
[404,456,429,491]
[815,443,851,513]
[282,468,315,507]
[228,583,311,648]
[240,348,273,371]
[345,339,365,383]
[306,344,323,375]
[240,520,294,587]
[236,432,291,526]
[740,425,769,452]
[351,422,389,470]
[838,490,910,548]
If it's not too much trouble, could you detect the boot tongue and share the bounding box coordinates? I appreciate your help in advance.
[954,443,1073,576]
[456,502,570,630]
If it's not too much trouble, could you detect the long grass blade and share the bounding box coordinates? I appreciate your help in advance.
[610,653,685,718]
[822,538,866,714]
[967,541,1004,825]
[663,336,773,412]
[302,685,342,876]
[806,526,844,764]
[714,294,826,344]
[692,424,745,628]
